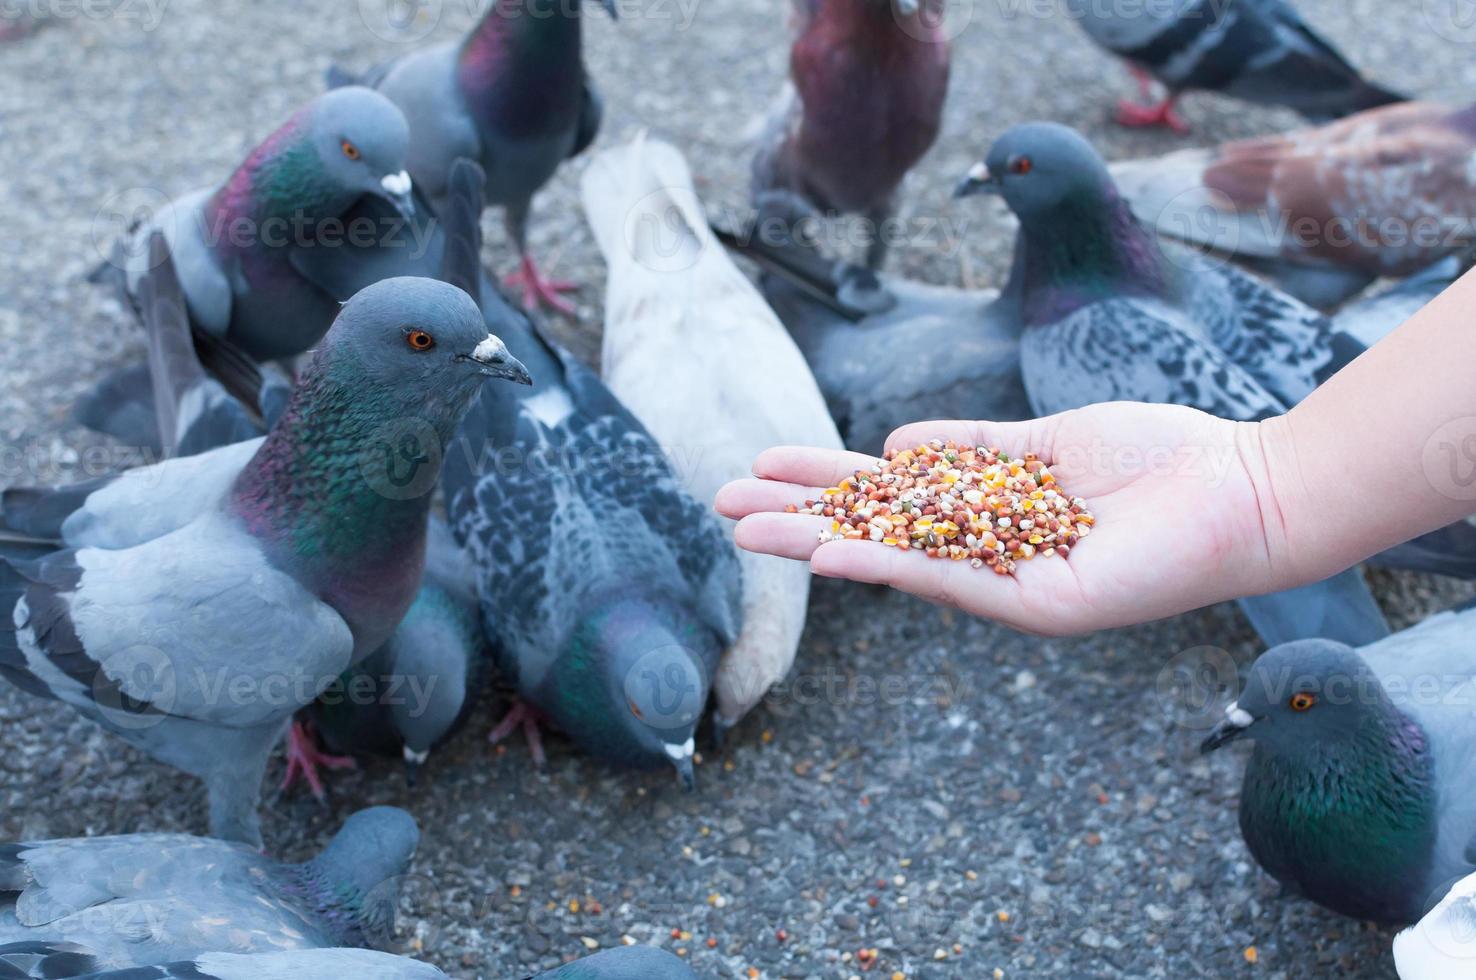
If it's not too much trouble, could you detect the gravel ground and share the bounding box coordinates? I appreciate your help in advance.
[4,2,1476,978]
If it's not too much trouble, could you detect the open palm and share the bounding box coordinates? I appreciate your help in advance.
[715,403,1279,636]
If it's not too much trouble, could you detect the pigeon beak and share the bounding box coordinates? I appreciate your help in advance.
[1200,702,1256,754]
[954,162,1000,199]
[379,170,416,221]
[402,745,428,786]
[459,334,533,385]
[665,738,696,792]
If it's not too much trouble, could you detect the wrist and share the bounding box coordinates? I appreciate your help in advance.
[1233,414,1327,593]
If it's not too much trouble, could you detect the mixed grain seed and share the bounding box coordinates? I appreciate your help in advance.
[787,440,1095,575]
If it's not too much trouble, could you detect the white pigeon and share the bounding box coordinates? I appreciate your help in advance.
[581,134,844,735]
[1395,872,1476,979]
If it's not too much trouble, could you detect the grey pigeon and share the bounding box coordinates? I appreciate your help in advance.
[1110,102,1476,308]
[525,946,700,978]
[954,121,1391,648]
[1202,602,1476,924]
[1066,0,1404,133]
[714,226,1031,455]
[583,136,841,736]
[329,0,613,314]
[293,155,743,783]
[0,277,530,845]
[0,807,420,968]
[93,87,415,364]
[751,0,950,275]
[1394,871,1476,978]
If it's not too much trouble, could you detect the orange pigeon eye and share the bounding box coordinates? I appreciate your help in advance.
[406,330,435,351]
[628,701,644,720]
[342,139,361,161]
[1009,156,1032,176]
[1289,692,1317,712]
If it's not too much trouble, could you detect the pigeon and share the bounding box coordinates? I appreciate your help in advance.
[289,156,743,784]
[12,948,448,979]
[305,516,488,787]
[1394,871,1476,979]
[329,0,615,315]
[0,807,420,968]
[1201,602,1476,925]
[712,225,1031,455]
[0,277,530,845]
[1110,101,1476,307]
[93,87,416,364]
[751,0,950,276]
[582,135,842,736]
[1066,0,1405,133]
[954,121,1392,647]
[524,946,700,979]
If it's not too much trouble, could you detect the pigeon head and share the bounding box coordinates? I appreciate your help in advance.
[304,806,420,946]
[210,88,414,237]
[319,277,532,417]
[311,87,415,221]
[955,122,1114,220]
[554,594,718,790]
[1200,639,1389,758]
[386,584,481,783]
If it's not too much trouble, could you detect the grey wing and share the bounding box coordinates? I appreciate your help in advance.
[1183,254,1332,406]
[4,514,353,729]
[0,439,261,551]
[135,233,263,458]
[124,189,232,339]
[1020,300,1287,421]
[2,834,257,927]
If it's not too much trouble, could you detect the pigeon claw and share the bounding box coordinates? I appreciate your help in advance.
[281,720,357,804]
[505,256,578,318]
[488,700,549,773]
[1114,97,1190,135]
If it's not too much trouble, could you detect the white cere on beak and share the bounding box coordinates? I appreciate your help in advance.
[381,170,413,196]
[967,161,991,184]
[663,738,695,761]
[1225,702,1254,728]
[472,334,508,364]
[403,746,430,765]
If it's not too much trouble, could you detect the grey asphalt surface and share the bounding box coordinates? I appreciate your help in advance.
[4,1,1476,977]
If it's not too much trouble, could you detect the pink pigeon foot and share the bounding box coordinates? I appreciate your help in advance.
[488,700,549,771]
[1126,64,1157,101]
[281,720,357,802]
[504,256,578,317]
[1115,97,1190,134]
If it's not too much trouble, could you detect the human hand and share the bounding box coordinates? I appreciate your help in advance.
[716,402,1283,636]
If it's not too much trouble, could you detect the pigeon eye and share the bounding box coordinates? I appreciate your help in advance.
[342,140,361,161]
[1009,156,1032,176]
[1289,692,1317,712]
[628,701,644,720]
[406,330,435,351]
